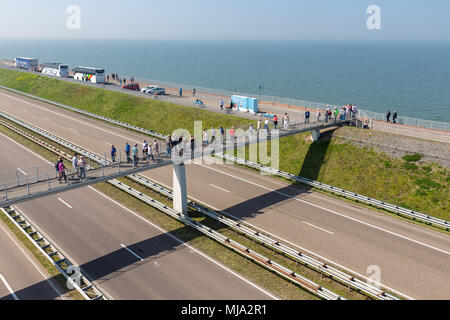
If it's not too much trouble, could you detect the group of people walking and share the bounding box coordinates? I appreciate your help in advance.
[123,140,161,167]
[55,154,87,184]
[386,110,398,123]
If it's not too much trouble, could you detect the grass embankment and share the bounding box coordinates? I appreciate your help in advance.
[0,69,254,135]
[0,116,372,300]
[231,130,449,221]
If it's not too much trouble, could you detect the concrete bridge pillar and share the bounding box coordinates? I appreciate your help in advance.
[173,163,188,215]
[310,128,321,142]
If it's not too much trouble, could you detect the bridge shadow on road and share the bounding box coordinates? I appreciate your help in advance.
[0,223,203,300]
[218,129,335,221]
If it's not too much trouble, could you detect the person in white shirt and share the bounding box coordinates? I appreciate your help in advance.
[72,154,79,179]
[203,129,209,147]
[257,118,262,131]
[249,124,255,136]
[142,140,148,160]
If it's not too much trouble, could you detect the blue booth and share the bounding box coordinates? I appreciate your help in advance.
[231,95,259,114]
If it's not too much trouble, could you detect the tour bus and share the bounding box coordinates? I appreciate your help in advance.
[41,63,69,77]
[15,57,39,71]
[73,66,105,84]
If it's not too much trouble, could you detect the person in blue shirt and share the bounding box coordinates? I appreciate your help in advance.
[111,145,117,164]
[179,88,183,97]
[125,142,132,164]
[305,109,310,124]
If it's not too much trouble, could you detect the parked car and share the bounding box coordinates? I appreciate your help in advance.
[141,86,156,93]
[122,83,140,91]
[142,86,166,95]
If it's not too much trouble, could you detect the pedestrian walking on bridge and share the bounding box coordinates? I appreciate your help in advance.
[153,140,160,158]
[132,144,139,166]
[58,157,68,184]
[393,110,398,124]
[78,156,87,180]
[72,154,79,179]
[305,109,310,124]
[386,110,391,123]
[125,142,132,164]
[165,137,173,158]
[111,145,117,164]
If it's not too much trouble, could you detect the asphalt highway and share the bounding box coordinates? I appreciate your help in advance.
[0,131,275,300]
[0,88,449,299]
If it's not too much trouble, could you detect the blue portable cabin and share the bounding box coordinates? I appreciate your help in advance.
[231,95,258,114]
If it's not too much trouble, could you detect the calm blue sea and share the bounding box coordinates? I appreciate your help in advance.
[1,40,449,122]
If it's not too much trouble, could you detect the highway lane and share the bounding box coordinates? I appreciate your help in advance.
[0,217,63,300]
[1,88,449,299]
[0,132,276,300]
[0,135,63,300]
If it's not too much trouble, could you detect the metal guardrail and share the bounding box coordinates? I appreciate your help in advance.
[126,174,399,300]
[216,153,450,230]
[0,206,106,300]
[0,108,345,300]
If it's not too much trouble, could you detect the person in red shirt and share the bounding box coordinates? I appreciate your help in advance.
[273,115,279,129]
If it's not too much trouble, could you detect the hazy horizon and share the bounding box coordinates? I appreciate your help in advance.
[1,0,449,41]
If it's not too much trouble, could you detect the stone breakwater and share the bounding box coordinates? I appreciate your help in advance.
[333,127,450,169]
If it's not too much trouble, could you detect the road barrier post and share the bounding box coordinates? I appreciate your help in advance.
[3,184,7,200]
[47,174,50,191]
[26,179,30,195]
[16,170,19,187]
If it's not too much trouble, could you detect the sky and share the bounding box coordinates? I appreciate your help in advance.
[1,0,449,41]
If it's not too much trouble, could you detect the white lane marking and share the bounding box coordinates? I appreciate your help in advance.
[69,128,78,133]
[17,168,28,175]
[89,186,279,300]
[43,117,50,121]
[303,221,334,235]
[142,175,416,300]
[0,221,64,299]
[57,198,72,209]
[0,274,19,300]
[198,164,450,256]
[209,184,230,193]
[120,244,144,262]
[0,91,141,144]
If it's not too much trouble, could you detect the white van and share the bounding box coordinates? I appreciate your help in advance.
[73,66,105,84]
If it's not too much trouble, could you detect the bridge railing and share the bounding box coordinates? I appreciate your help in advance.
[359,109,450,131]
[358,109,450,143]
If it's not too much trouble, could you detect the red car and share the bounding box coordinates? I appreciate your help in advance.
[122,83,140,91]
